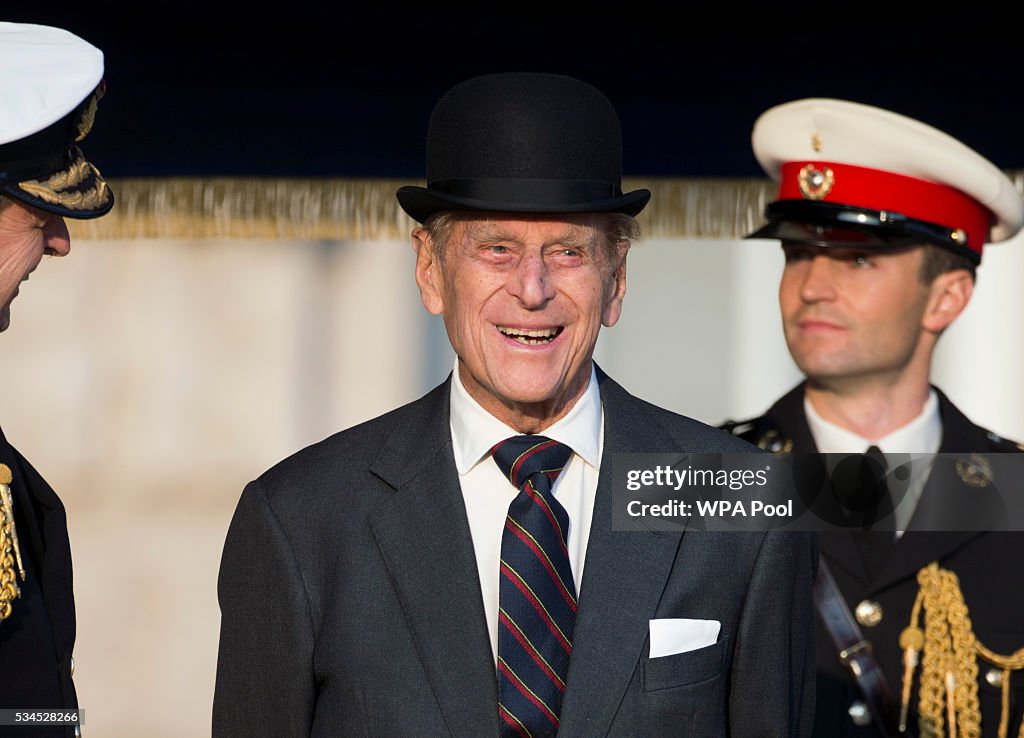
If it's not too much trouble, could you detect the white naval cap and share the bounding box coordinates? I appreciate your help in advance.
[0,22,113,219]
[0,22,104,145]
[748,97,1024,262]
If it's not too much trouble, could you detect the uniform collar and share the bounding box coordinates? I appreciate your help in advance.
[804,388,942,455]
[449,360,602,475]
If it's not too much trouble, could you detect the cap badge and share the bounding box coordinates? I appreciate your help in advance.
[798,164,835,201]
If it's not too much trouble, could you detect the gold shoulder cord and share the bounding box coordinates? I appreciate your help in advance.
[900,563,1024,738]
[0,463,26,622]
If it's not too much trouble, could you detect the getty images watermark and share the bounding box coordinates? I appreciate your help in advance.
[610,452,1024,532]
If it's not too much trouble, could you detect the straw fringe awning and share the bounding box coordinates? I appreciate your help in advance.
[67,173,1024,242]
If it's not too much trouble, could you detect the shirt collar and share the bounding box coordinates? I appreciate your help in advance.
[449,360,602,475]
[805,388,942,455]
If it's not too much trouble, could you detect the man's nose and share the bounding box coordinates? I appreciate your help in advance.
[509,252,556,308]
[799,255,836,303]
[43,215,71,257]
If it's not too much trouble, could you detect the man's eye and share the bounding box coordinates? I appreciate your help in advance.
[486,245,509,255]
[852,255,872,268]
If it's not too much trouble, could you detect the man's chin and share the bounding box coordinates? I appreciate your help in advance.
[492,372,588,412]
[787,343,855,378]
[798,363,862,386]
[495,384,567,408]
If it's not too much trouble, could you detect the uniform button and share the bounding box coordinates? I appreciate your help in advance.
[848,700,872,726]
[855,599,883,628]
[74,726,81,737]
[70,655,75,677]
[985,668,1004,687]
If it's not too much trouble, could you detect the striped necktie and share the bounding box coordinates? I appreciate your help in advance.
[491,435,575,738]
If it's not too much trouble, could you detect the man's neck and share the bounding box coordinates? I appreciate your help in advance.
[455,360,593,435]
[804,375,932,441]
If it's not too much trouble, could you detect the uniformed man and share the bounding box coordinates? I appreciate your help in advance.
[722,98,1024,737]
[0,22,114,737]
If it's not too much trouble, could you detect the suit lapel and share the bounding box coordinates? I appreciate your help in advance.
[366,381,499,738]
[558,373,685,737]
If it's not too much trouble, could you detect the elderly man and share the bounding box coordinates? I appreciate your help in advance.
[0,21,113,737]
[214,72,817,737]
[723,98,1024,738]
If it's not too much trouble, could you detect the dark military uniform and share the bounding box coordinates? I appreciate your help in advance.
[0,425,79,738]
[0,22,113,738]
[723,383,1024,738]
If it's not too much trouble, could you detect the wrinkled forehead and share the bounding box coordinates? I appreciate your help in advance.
[454,213,605,248]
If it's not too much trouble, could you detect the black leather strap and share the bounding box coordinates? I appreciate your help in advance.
[814,558,907,737]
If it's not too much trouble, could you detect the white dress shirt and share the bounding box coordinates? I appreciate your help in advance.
[805,390,942,534]
[449,360,603,663]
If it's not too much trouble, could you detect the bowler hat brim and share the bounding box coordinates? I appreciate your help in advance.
[396,185,651,224]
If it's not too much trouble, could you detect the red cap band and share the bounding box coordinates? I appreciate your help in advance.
[777,161,994,254]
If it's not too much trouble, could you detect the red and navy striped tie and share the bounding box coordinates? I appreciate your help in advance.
[491,435,575,738]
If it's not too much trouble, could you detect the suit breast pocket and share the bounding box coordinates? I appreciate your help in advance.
[641,634,730,692]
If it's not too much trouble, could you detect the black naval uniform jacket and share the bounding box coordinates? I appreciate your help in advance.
[0,425,78,738]
[723,383,1024,738]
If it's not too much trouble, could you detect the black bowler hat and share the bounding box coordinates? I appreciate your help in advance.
[396,72,650,223]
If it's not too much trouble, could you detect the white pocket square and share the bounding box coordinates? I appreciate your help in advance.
[649,618,722,659]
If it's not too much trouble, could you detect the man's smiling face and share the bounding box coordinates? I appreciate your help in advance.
[0,198,72,332]
[414,212,628,431]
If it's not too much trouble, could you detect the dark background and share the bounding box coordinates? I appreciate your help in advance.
[8,3,1023,179]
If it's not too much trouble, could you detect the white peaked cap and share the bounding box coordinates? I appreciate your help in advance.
[752,98,1023,245]
[0,22,105,146]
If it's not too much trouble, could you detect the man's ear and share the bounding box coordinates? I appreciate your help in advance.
[412,227,444,316]
[922,268,974,334]
[601,241,630,327]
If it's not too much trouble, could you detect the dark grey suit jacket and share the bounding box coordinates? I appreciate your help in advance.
[214,370,817,737]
